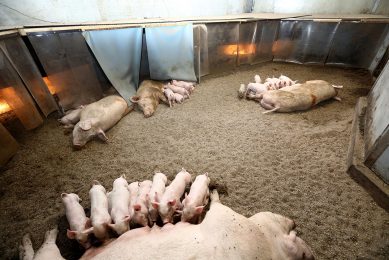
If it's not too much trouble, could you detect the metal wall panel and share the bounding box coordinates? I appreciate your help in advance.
[0,49,43,130]
[326,22,389,68]
[207,23,239,74]
[146,24,197,82]
[192,24,210,79]
[238,21,257,65]
[252,20,279,64]
[273,20,297,62]
[286,21,338,64]
[27,31,105,110]
[0,35,58,116]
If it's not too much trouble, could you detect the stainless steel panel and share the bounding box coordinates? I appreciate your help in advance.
[0,49,43,130]
[0,35,58,116]
[252,20,279,64]
[192,24,210,78]
[238,21,257,65]
[206,22,239,74]
[326,22,389,68]
[27,31,105,110]
[286,21,338,64]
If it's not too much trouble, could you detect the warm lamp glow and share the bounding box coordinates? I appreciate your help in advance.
[43,77,57,95]
[222,44,256,56]
[0,99,11,114]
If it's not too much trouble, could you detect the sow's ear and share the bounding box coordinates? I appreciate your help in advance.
[130,96,140,103]
[97,129,108,142]
[79,120,92,131]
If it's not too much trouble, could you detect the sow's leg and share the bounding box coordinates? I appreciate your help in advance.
[19,234,34,260]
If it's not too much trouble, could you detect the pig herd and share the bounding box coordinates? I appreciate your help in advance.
[19,170,315,260]
[58,79,196,148]
[239,74,342,113]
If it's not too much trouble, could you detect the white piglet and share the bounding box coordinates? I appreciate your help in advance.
[166,83,190,99]
[147,172,168,223]
[132,180,152,227]
[174,93,185,104]
[171,80,195,94]
[179,173,210,223]
[152,168,191,224]
[107,175,131,235]
[163,88,175,108]
[89,180,112,240]
[61,193,93,248]
[279,75,297,87]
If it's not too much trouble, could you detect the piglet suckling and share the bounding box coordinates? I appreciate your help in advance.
[152,168,191,224]
[171,80,195,94]
[163,88,175,108]
[179,173,210,223]
[174,93,185,104]
[166,83,190,99]
[279,75,297,87]
[148,172,168,223]
[128,181,139,220]
[132,180,152,227]
[61,193,93,248]
[89,180,111,240]
[107,175,131,235]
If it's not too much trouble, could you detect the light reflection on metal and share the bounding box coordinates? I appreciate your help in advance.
[42,77,57,95]
[222,44,256,56]
[0,98,11,114]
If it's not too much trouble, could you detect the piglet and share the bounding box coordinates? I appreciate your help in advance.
[152,168,191,224]
[166,83,190,99]
[89,180,111,240]
[61,193,93,248]
[265,77,282,90]
[107,175,131,235]
[147,172,168,223]
[279,75,297,87]
[171,80,195,94]
[178,173,210,223]
[58,105,84,129]
[128,181,139,220]
[245,82,269,97]
[163,88,175,108]
[174,93,185,104]
[132,180,152,227]
[254,75,261,83]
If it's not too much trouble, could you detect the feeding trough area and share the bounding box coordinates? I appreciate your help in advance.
[0,1,389,259]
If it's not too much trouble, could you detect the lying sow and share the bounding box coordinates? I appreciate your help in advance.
[261,80,342,113]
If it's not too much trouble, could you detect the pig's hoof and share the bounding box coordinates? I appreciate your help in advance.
[210,189,220,203]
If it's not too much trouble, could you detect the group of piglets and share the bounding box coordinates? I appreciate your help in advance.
[238,74,297,100]
[62,169,210,248]
[58,95,131,149]
[239,74,342,113]
[130,79,196,118]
